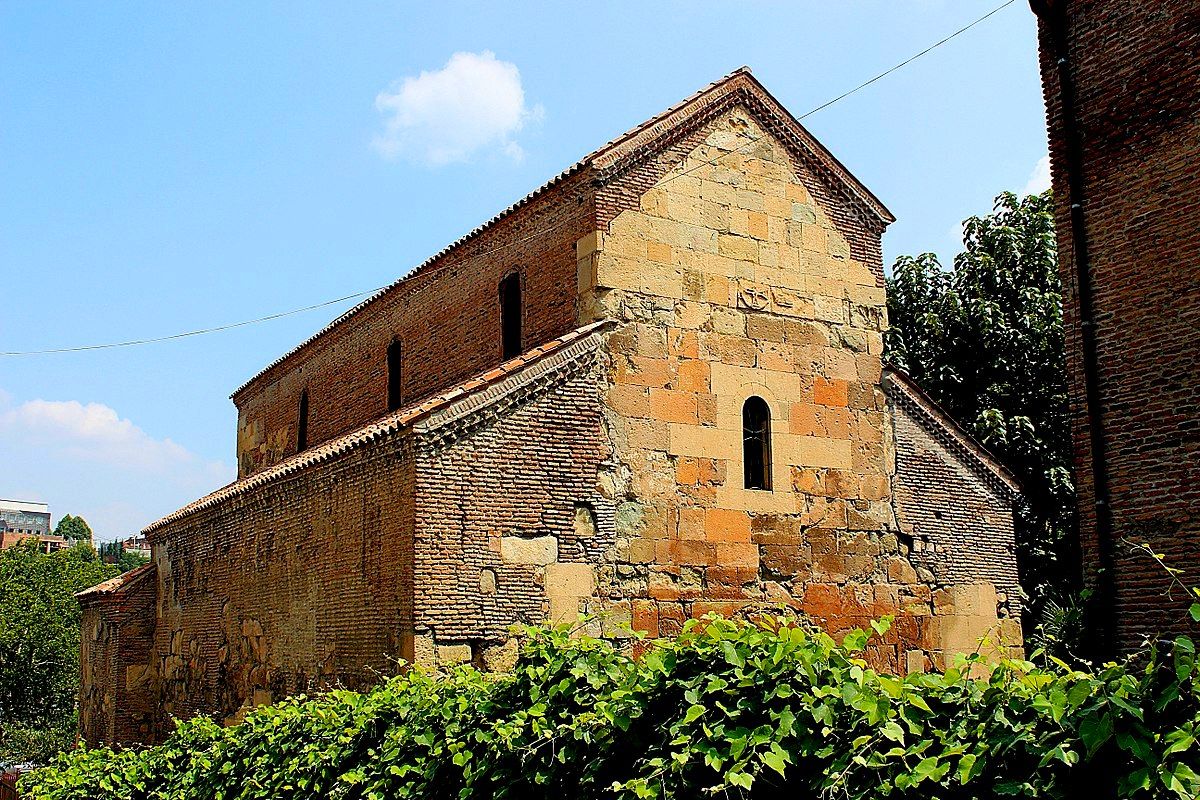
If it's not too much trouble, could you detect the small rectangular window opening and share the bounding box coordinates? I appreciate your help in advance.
[500,273,522,359]
[743,396,772,491]
[297,389,309,451]
[387,339,403,411]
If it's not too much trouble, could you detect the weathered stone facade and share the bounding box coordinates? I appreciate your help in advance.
[1033,1,1200,653]
[80,69,1023,745]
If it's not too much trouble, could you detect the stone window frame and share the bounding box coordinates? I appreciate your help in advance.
[742,395,773,491]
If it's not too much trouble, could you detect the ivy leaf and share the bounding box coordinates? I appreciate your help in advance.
[760,744,789,777]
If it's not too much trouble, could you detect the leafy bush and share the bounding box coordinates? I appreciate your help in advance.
[22,614,1200,800]
[885,191,1075,631]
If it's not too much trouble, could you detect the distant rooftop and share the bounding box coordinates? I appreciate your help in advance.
[0,499,49,514]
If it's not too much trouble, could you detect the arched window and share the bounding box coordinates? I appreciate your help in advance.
[297,389,309,452]
[500,272,522,359]
[387,339,403,411]
[742,396,772,491]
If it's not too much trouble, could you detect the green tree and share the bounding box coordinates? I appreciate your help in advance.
[52,514,93,543]
[885,190,1074,627]
[0,540,117,763]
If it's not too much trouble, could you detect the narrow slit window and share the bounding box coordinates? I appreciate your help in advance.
[387,339,403,411]
[743,396,772,491]
[297,390,309,452]
[500,272,522,359]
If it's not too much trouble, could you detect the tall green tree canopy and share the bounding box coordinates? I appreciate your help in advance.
[53,514,93,542]
[885,191,1073,618]
[0,541,117,761]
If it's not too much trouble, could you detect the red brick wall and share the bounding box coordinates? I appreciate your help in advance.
[891,393,1021,619]
[79,569,158,744]
[411,344,609,663]
[1035,1,1200,649]
[145,436,415,732]
[232,172,597,478]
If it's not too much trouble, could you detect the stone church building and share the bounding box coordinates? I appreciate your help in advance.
[79,69,1022,745]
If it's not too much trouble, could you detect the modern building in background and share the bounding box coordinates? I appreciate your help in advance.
[0,499,66,553]
[1033,0,1200,653]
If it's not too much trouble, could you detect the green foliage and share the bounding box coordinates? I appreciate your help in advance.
[24,615,1200,799]
[0,541,117,763]
[0,717,76,767]
[53,515,93,543]
[885,191,1075,627]
[97,540,150,573]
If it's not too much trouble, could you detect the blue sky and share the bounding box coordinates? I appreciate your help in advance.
[0,1,1049,541]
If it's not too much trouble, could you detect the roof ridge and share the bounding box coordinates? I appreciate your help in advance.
[883,367,1021,496]
[231,67,890,400]
[229,67,756,401]
[149,320,612,535]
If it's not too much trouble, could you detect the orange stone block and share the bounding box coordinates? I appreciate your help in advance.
[748,211,769,240]
[658,602,687,636]
[705,508,751,542]
[670,329,700,359]
[813,376,849,407]
[632,600,660,637]
[675,359,710,393]
[656,539,715,566]
[675,457,700,486]
[819,407,852,439]
[607,385,652,418]
[614,355,670,389]
[648,388,699,424]
[646,240,673,264]
[789,402,823,436]
[716,541,759,567]
[676,506,706,540]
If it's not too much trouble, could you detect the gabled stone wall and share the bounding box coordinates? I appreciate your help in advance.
[578,109,1019,671]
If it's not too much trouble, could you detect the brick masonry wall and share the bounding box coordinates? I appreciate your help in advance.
[891,394,1021,621]
[79,569,158,745]
[78,604,116,742]
[1036,1,1200,649]
[140,436,415,736]
[410,341,611,668]
[232,172,596,478]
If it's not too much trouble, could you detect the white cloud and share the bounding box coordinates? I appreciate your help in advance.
[0,393,233,541]
[372,51,543,166]
[1023,154,1052,196]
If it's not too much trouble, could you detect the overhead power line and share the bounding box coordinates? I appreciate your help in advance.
[798,0,1018,120]
[3,0,1018,358]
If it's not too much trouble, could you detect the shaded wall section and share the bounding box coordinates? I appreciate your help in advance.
[1035,0,1200,649]
[78,565,158,745]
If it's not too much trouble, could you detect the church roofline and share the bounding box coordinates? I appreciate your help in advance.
[230,67,892,403]
[150,320,612,536]
[883,367,1022,498]
[76,562,155,604]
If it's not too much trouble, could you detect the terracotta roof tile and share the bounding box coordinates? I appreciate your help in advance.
[146,320,611,536]
[76,562,155,602]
